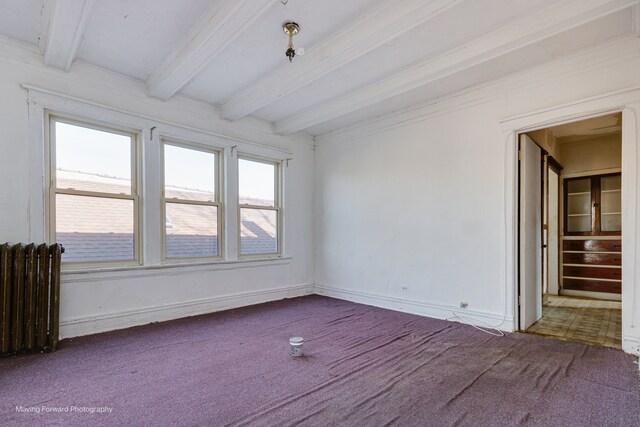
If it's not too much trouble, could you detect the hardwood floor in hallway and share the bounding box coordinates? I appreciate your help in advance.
[526,295,621,349]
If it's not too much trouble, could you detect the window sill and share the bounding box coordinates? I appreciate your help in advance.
[61,256,293,283]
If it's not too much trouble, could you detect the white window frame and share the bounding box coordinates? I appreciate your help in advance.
[161,139,224,263]
[47,113,142,268]
[237,154,282,258]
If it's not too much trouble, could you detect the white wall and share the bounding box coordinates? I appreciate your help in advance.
[314,36,640,354]
[558,133,622,175]
[0,36,315,338]
[316,102,509,325]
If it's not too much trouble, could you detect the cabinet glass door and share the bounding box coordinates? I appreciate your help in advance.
[566,178,591,232]
[601,175,621,232]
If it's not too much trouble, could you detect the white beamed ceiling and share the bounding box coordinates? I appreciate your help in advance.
[0,0,637,138]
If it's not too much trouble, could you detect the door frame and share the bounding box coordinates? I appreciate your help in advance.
[499,90,640,355]
[546,162,561,298]
[541,155,562,304]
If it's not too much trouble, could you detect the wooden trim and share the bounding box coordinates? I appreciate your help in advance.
[563,252,622,265]
[547,156,563,173]
[593,176,601,235]
[563,265,621,280]
[563,278,621,294]
[563,239,622,252]
[541,153,547,300]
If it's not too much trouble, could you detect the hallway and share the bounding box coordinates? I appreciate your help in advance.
[527,295,621,349]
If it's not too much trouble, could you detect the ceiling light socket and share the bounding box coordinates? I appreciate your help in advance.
[283,21,301,63]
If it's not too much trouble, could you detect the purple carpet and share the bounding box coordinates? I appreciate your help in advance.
[1,295,638,426]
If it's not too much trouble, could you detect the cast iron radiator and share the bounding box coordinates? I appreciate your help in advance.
[0,243,63,355]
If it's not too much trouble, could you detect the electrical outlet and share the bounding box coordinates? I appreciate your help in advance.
[460,302,469,309]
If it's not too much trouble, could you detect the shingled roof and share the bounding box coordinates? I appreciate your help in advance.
[56,170,277,262]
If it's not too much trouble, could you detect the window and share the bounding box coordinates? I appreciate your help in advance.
[564,173,621,235]
[49,116,139,265]
[238,156,281,256]
[162,142,221,260]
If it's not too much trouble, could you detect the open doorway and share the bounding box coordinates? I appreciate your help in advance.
[518,113,622,349]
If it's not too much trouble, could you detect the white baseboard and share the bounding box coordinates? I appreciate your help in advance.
[60,283,313,339]
[622,335,640,356]
[314,284,515,332]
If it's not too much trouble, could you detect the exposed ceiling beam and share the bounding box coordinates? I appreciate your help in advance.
[43,0,93,71]
[222,0,464,121]
[147,0,278,101]
[274,0,639,135]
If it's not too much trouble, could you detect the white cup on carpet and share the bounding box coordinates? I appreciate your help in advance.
[289,337,304,356]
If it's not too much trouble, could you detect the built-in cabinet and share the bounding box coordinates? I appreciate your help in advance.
[562,173,621,294]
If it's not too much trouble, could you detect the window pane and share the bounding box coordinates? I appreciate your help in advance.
[239,158,275,207]
[55,121,132,194]
[166,203,218,258]
[164,144,216,202]
[56,194,134,262]
[240,208,277,255]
